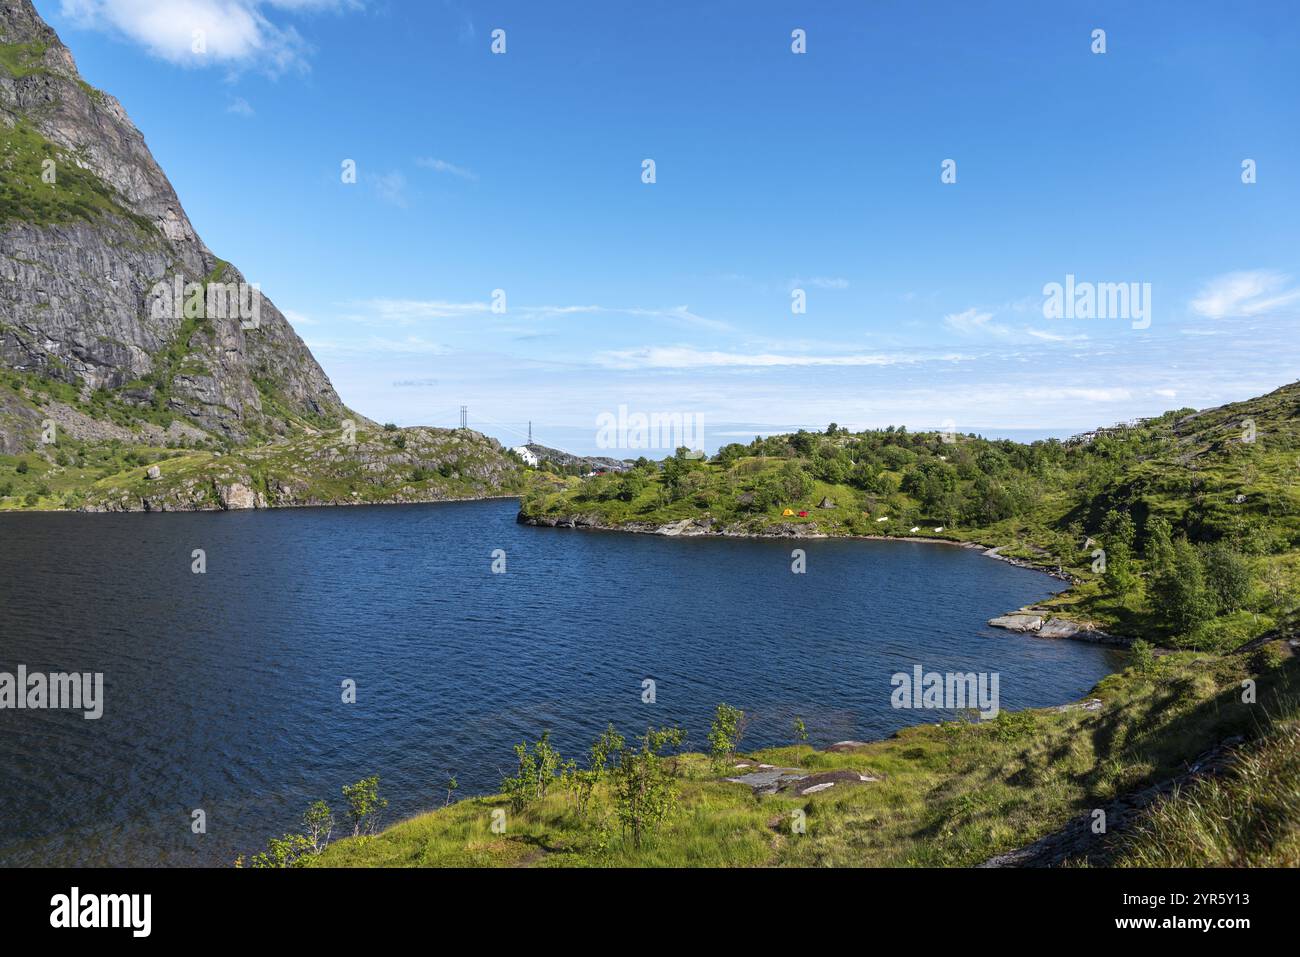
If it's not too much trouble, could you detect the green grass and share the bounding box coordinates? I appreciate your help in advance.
[0,118,156,231]
[310,651,1298,867]
[0,40,49,79]
[1112,684,1300,867]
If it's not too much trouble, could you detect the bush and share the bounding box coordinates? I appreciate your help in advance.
[1200,542,1253,614]
[1252,643,1287,673]
[1129,638,1156,674]
[613,726,684,849]
[708,703,746,765]
[502,731,563,814]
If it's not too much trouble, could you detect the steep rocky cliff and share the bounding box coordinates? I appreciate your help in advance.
[0,0,350,451]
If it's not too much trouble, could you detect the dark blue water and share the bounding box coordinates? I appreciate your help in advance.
[0,499,1122,866]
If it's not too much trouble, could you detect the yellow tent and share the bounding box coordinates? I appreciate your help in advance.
[782,508,794,516]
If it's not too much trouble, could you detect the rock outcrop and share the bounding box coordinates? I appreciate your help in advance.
[1,0,352,449]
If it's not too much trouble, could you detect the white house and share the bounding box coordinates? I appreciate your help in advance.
[511,445,540,467]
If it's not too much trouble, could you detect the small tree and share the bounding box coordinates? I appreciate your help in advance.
[1103,538,1139,600]
[1200,541,1253,615]
[502,731,564,813]
[613,726,684,850]
[568,723,624,818]
[302,800,335,853]
[1143,517,1175,574]
[444,775,459,807]
[1129,638,1156,674]
[342,776,388,837]
[1151,538,1214,635]
[708,703,746,766]
[793,716,808,743]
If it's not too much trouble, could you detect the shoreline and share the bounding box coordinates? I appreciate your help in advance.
[517,510,1131,647]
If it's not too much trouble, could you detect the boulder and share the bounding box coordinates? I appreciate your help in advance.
[988,614,1043,632]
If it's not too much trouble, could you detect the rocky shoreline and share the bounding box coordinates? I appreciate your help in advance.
[517,508,1133,648]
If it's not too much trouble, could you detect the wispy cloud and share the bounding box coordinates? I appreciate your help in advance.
[415,157,479,182]
[1026,327,1088,343]
[225,96,255,116]
[60,0,361,73]
[340,298,732,332]
[372,170,408,207]
[790,276,850,290]
[595,347,929,370]
[1190,270,1300,319]
[943,307,1011,338]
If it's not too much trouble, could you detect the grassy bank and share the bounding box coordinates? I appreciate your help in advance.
[304,647,1296,868]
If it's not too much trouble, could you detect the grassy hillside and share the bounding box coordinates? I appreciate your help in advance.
[522,382,1300,652]
[0,417,526,511]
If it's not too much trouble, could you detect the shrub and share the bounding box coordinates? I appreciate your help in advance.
[1129,638,1156,674]
[613,726,684,849]
[341,776,388,838]
[502,731,563,814]
[708,703,746,765]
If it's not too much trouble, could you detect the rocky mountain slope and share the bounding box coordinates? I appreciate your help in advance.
[1,0,349,451]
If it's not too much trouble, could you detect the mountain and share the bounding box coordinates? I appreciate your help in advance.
[0,0,349,452]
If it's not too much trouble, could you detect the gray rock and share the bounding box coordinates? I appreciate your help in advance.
[988,614,1044,632]
[0,0,358,449]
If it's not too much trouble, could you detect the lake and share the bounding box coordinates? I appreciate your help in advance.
[0,498,1123,865]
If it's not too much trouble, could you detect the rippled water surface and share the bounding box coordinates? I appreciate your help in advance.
[0,499,1122,865]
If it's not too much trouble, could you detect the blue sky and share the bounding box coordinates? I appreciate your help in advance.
[37,0,1300,454]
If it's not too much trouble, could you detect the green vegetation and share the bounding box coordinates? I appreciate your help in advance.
[241,777,386,867]
[0,118,155,230]
[1112,702,1300,867]
[523,383,1300,652]
[0,421,526,512]
[0,40,49,79]
[305,650,1296,867]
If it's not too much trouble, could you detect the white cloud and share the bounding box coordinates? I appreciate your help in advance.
[306,335,449,356]
[595,347,925,370]
[343,299,491,324]
[59,0,358,73]
[790,276,850,290]
[1189,270,1300,319]
[943,308,1011,338]
[1021,386,1133,403]
[225,95,255,116]
[415,157,478,182]
[1026,327,1087,343]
